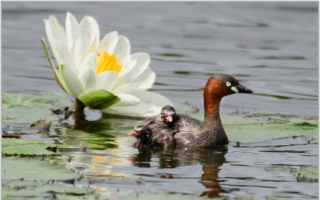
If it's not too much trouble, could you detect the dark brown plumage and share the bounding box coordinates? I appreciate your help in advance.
[173,74,253,146]
[140,105,179,136]
[129,106,178,149]
[129,125,174,149]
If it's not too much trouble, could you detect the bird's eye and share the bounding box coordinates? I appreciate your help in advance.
[226,82,231,87]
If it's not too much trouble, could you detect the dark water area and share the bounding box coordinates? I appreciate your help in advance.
[1,2,319,199]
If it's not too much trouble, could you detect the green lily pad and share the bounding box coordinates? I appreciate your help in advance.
[79,89,121,110]
[2,177,95,200]
[265,165,318,183]
[2,91,71,124]
[2,157,80,181]
[174,102,318,144]
[265,196,284,200]
[292,166,318,182]
[2,184,96,200]
[116,192,214,200]
[2,138,58,156]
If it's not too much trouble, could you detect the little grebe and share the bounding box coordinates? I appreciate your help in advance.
[173,74,253,146]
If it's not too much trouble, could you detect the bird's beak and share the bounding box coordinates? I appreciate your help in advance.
[234,84,253,93]
[166,115,173,122]
[128,130,139,137]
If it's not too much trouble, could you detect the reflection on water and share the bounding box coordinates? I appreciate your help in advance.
[130,147,228,198]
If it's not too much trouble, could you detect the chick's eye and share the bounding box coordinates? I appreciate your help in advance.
[226,82,231,87]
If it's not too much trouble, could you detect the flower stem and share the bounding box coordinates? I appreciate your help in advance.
[40,38,56,70]
[40,38,68,94]
[72,98,86,113]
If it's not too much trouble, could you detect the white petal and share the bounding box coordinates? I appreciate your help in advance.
[77,53,96,88]
[119,54,131,66]
[56,41,77,75]
[96,31,118,54]
[85,37,97,55]
[79,16,100,52]
[47,16,68,48]
[118,56,136,78]
[96,71,119,91]
[114,94,140,107]
[44,20,61,68]
[60,63,83,97]
[66,12,80,51]
[83,69,97,94]
[79,52,97,72]
[113,35,130,58]
[118,53,150,86]
[133,67,156,90]
[104,90,173,117]
[74,38,98,71]
[77,64,89,89]
[112,82,141,94]
[87,16,100,46]
[73,38,85,70]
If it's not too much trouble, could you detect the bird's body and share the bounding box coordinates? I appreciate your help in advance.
[173,74,252,146]
[130,74,253,147]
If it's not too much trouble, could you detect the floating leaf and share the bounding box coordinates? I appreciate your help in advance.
[292,166,318,183]
[2,91,72,124]
[174,102,318,144]
[116,192,213,200]
[266,165,318,183]
[2,157,95,199]
[2,182,96,200]
[2,157,80,181]
[2,138,58,156]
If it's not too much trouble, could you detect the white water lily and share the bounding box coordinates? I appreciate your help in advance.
[42,12,172,117]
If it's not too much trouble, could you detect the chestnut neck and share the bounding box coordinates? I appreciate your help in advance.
[203,79,228,126]
[203,89,222,125]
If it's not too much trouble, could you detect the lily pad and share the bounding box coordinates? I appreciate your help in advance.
[2,138,59,156]
[2,157,80,181]
[174,102,318,144]
[116,192,213,200]
[2,91,71,124]
[2,179,95,200]
[265,165,318,183]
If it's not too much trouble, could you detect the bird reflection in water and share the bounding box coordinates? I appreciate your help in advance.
[129,146,228,198]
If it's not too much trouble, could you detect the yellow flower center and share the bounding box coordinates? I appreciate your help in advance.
[96,51,122,75]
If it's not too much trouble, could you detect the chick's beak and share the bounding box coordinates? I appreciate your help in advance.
[166,115,173,122]
[236,84,253,93]
[128,130,139,137]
